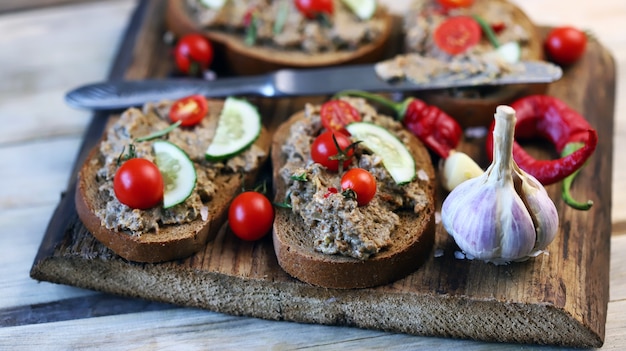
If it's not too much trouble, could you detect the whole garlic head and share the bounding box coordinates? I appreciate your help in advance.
[441,105,559,264]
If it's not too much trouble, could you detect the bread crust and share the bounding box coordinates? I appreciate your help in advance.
[271,111,436,289]
[75,101,271,263]
[165,0,394,75]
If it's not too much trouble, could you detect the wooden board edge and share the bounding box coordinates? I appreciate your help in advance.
[29,254,603,347]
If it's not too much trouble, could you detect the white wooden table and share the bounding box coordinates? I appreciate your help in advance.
[1,0,625,349]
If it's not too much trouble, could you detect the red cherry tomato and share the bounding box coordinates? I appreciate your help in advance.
[113,158,164,209]
[320,100,361,133]
[433,16,482,55]
[436,0,474,8]
[341,168,376,206]
[310,131,354,172]
[228,191,275,241]
[294,0,333,19]
[173,33,214,75]
[544,26,587,66]
[169,95,208,127]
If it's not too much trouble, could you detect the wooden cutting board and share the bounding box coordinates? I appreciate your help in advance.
[30,0,615,347]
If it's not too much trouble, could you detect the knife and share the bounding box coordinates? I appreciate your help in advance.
[65,61,562,110]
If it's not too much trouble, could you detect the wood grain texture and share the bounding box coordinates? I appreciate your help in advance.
[28,0,614,348]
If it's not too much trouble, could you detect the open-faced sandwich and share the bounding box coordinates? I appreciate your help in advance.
[75,95,271,263]
[165,0,393,75]
[375,0,545,127]
[271,97,436,289]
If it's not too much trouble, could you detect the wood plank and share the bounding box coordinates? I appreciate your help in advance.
[0,306,600,351]
[0,205,97,310]
[0,0,135,146]
[0,0,116,14]
[27,0,615,348]
[0,138,82,209]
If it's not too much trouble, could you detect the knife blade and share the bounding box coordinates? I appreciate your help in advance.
[65,61,562,110]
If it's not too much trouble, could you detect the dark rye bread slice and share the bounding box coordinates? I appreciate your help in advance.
[271,111,437,289]
[75,102,272,263]
[165,0,394,76]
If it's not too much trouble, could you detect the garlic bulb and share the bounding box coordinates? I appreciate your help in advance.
[441,105,559,264]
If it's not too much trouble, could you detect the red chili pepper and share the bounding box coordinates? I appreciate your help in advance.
[334,90,462,159]
[485,95,598,210]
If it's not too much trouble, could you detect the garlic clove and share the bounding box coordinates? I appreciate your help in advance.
[515,164,560,252]
[440,150,484,192]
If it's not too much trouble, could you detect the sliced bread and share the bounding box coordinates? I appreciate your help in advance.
[165,0,393,75]
[271,101,436,289]
[75,98,271,263]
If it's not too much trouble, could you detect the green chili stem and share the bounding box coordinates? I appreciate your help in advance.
[472,14,500,48]
[333,90,411,119]
[561,142,594,210]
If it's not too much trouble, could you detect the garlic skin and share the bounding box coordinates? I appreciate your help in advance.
[441,105,559,264]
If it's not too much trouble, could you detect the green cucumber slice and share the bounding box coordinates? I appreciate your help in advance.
[496,41,521,63]
[346,122,416,184]
[199,0,226,9]
[206,97,262,161]
[153,140,197,209]
[341,0,377,20]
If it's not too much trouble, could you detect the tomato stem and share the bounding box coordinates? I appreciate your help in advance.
[328,133,360,174]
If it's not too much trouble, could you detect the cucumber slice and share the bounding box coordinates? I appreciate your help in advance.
[341,0,377,20]
[346,122,416,184]
[496,41,521,63]
[153,140,197,209]
[206,97,262,161]
[199,0,226,9]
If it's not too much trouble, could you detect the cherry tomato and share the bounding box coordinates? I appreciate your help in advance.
[436,0,474,8]
[169,95,208,127]
[320,100,361,133]
[544,26,587,66]
[173,33,214,75]
[294,0,333,19]
[228,191,274,241]
[310,131,354,172]
[341,168,376,206]
[113,158,164,209]
[433,16,482,55]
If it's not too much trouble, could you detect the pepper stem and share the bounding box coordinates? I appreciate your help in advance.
[561,142,594,210]
[333,90,410,119]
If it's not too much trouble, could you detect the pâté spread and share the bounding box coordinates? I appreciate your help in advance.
[186,0,386,53]
[278,97,432,260]
[376,0,529,86]
[93,100,266,234]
